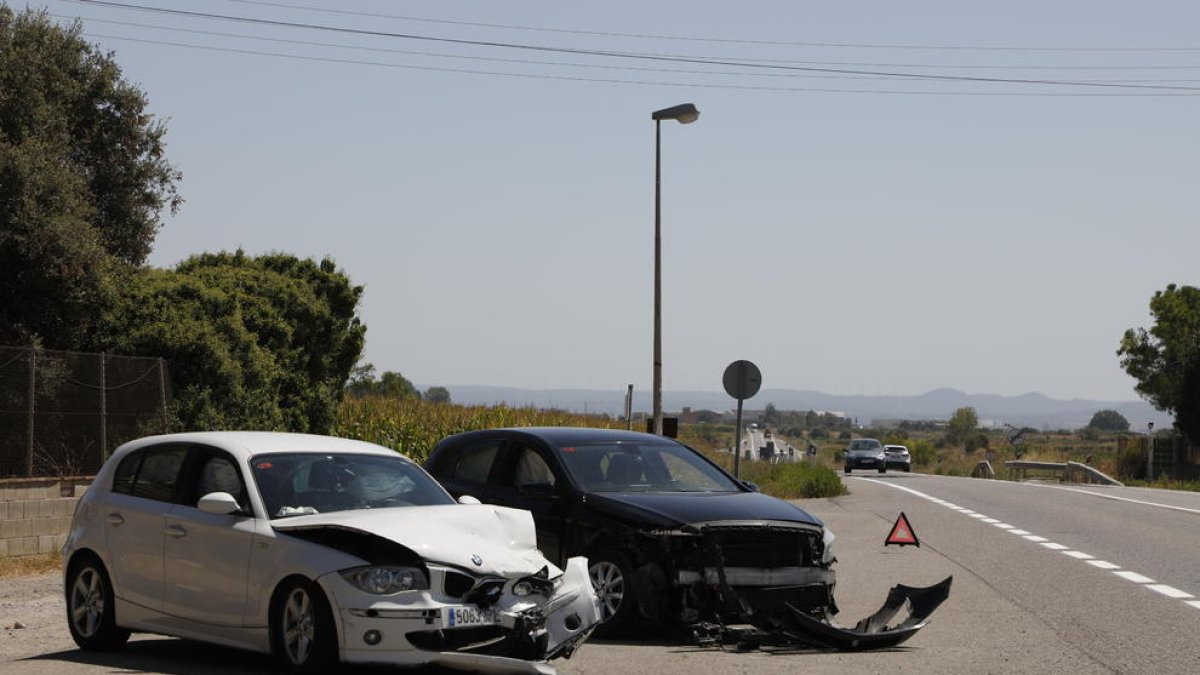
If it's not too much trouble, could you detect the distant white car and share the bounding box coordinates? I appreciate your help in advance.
[63,432,599,674]
[884,444,913,472]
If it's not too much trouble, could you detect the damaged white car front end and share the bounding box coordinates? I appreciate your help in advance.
[274,506,601,674]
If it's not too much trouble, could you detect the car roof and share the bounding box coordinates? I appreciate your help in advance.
[439,427,678,448]
[113,431,403,462]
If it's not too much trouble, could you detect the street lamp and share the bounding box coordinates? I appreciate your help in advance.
[651,103,699,436]
[1147,421,1155,481]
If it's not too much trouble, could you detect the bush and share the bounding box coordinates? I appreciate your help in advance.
[810,427,829,439]
[909,440,936,466]
[838,430,852,440]
[739,462,846,499]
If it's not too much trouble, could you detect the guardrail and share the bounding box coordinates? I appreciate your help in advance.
[1003,460,1124,486]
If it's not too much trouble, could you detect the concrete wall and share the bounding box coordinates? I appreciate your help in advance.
[0,477,92,558]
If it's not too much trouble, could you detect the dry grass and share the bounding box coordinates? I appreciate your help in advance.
[0,553,61,578]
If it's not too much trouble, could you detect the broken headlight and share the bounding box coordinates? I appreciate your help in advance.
[821,527,836,565]
[340,565,429,594]
[512,575,556,598]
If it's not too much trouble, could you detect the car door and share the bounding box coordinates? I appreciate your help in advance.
[103,444,189,612]
[162,447,256,627]
[428,436,508,503]
[491,441,568,565]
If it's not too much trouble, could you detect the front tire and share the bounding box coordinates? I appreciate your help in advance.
[588,548,638,637]
[270,577,337,669]
[878,466,888,474]
[66,555,130,651]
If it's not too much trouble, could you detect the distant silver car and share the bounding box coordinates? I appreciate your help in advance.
[843,438,887,474]
[62,432,599,674]
[884,444,913,472]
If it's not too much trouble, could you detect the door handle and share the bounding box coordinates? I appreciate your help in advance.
[105,513,125,525]
[165,524,187,538]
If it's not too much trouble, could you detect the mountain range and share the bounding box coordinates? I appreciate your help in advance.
[431,385,1171,431]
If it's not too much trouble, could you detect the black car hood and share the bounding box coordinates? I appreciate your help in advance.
[586,490,823,529]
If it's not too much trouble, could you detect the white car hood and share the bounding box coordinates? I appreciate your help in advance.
[272,504,558,576]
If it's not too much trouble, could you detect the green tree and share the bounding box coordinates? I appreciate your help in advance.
[945,406,979,445]
[424,386,451,404]
[1119,284,1200,446]
[346,364,420,400]
[1087,409,1130,432]
[97,251,364,433]
[0,7,181,349]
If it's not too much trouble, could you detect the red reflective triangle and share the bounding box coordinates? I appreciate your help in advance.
[886,512,920,547]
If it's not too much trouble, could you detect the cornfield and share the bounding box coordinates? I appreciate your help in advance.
[332,397,623,463]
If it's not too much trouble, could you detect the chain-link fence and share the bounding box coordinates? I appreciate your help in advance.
[0,346,172,477]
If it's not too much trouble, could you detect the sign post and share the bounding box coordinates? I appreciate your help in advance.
[722,360,762,479]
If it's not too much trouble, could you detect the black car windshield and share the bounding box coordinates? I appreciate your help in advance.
[849,440,882,451]
[557,442,740,493]
[251,452,454,519]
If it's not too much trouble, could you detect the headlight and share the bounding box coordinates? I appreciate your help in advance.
[822,527,837,565]
[513,575,555,598]
[340,566,429,594]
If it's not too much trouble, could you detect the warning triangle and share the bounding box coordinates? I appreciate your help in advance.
[886,512,920,547]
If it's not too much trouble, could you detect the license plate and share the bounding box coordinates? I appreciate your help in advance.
[444,606,500,628]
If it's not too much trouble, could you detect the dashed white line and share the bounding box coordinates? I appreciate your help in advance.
[1146,584,1194,599]
[1113,571,1156,584]
[851,476,1199,614]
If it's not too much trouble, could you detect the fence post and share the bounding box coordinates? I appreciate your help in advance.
[99,352,107,462]
[158,358,168,433]
[26,347,36,476]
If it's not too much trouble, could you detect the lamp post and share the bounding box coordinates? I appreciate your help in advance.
[651,103,699,436]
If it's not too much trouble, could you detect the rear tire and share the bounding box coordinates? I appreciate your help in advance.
[878,466,887,474]
[588,548,638,637]
[844,466,851,474]
[270,577,337,669]
[66,555,130,651]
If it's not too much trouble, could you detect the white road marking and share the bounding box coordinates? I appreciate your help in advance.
[850,476,1199,613]
[1146,585,1194,599]
[1113,571,1155,584]
[1025,484,1200,516]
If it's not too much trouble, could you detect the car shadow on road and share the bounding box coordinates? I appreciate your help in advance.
[24,637,464,675]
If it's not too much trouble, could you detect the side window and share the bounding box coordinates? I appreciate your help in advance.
[449,441,503,484]
[513,448,555,488]
[131,446,188,503]
[195,453,248,511]
[112,451,143,495]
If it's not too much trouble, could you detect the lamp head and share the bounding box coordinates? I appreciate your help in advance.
[652,103,700,124]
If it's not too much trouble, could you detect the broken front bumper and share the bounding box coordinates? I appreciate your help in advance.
[694,576,953,651]
[330,556,600,674]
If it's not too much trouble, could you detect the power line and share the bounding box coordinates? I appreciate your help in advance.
[224,0,1200,53]
[83,32,1200,97]
[63,15,1200,75]
[61,2,1200,92]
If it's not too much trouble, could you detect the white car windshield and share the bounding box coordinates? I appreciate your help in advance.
[251,452,454,518]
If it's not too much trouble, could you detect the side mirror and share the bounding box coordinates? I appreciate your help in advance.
[198,491,243,516]
[741,480,760,492]
[457,495,482,505]
[517,482,556,499]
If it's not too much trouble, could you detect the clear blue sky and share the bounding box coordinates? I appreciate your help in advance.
[42,0,1200,401]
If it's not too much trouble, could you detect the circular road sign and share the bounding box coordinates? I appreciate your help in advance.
[723,360,762,400]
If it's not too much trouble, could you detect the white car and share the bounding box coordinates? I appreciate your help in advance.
[62,432,600,674]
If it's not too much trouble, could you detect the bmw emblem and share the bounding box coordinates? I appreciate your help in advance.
[471,554,483,567]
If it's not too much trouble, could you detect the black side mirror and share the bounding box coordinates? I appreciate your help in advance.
[741,480,760,492]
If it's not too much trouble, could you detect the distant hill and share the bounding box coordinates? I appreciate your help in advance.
[428,385,1170,431]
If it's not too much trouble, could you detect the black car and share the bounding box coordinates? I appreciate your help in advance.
[425,428,837,636]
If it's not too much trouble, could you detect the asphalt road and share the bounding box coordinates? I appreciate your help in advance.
[4,474,1197,674]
